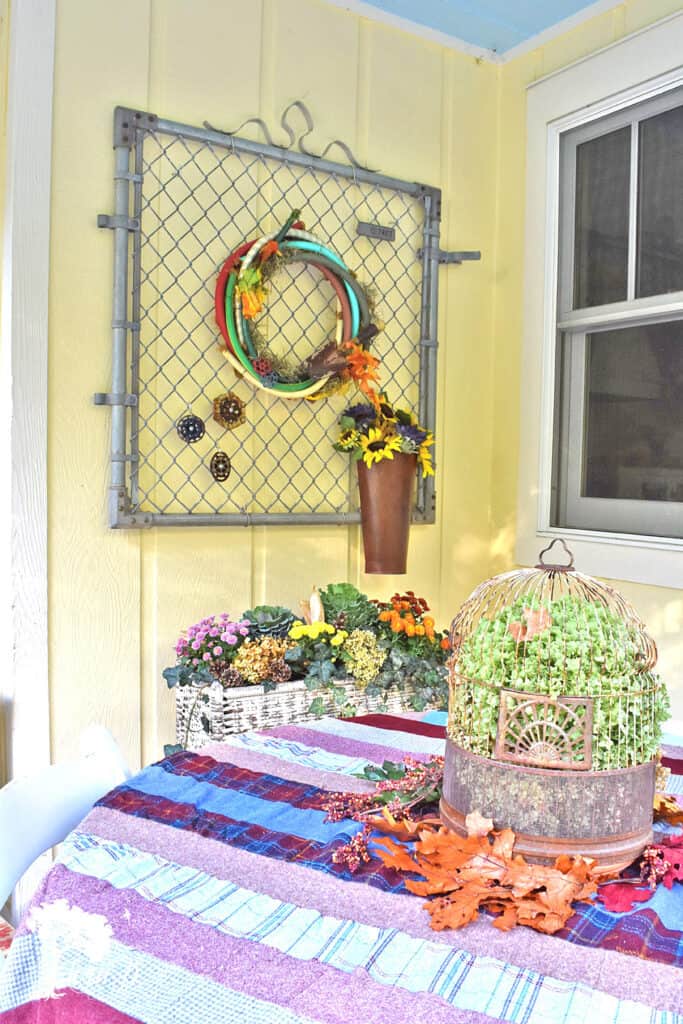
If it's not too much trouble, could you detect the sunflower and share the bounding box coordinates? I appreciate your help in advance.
[360,427,402,467]
[418,433,435,477]
[335,428,361,452]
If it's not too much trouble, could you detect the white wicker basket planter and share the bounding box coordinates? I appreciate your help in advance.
[176,676,437,751]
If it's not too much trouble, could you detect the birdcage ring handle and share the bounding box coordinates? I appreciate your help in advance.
[536,537,575,571]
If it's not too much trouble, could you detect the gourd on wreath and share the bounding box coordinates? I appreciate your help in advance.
[214,209,380,400]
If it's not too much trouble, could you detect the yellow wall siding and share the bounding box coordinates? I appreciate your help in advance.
[48,0,498,767]
[492,0,683,719]
[44,0,683,767]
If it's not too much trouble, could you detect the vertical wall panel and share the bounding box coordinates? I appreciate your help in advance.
[49,0,151,767]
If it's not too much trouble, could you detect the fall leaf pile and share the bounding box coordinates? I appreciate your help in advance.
[374,811,599,935]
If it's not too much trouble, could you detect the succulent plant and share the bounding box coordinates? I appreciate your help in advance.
[242,604,296,639]
[319,583,378,631]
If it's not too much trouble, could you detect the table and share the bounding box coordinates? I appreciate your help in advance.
[1,712,682,1024]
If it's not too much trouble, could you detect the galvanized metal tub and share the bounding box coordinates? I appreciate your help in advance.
[440,739,655,874]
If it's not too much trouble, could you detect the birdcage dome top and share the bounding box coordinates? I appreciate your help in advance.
[450,539,657,683]
[446,540,668,771]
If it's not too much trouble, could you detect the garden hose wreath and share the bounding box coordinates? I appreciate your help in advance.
[214,210,379,400]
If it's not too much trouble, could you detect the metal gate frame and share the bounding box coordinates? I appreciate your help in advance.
[95,105,473,529]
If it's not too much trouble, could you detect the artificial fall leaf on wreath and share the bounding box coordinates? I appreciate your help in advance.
[373,815,599,936]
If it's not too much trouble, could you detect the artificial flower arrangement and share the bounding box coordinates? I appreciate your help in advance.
[334,396,434,477]
[332,349,435,574]
[164,584,451,748]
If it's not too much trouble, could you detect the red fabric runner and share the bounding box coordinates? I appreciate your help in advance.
[0,989,143,1023]
[345,713,446,739]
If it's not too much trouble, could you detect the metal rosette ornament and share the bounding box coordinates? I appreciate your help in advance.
[214,209,378,400]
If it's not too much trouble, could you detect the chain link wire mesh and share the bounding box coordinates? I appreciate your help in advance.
[111,112,439,526]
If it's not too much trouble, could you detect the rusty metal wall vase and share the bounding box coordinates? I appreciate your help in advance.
[356,453,417,574]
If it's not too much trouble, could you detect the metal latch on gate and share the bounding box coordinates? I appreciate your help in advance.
[97,214,139,231]
[93,392,138,407]
[418,246,481,264]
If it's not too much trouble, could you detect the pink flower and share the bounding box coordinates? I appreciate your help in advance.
[213,646,223,657]
[191,640,201,651]
[192,658,199,666]
[202,652,212,662]
[225,634,238,645]
[239,626,250,637]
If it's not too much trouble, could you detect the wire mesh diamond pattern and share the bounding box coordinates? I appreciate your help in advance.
[115,114,439,525]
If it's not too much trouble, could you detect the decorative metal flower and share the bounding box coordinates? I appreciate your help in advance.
[210,451,231,482]
[212,392,246,430]
[177,414,205,443]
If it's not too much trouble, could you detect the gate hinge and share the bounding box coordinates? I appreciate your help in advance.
[97,214,139,231]
[93,392,138,408]
[114,106,158,148]
[418,246,481,265]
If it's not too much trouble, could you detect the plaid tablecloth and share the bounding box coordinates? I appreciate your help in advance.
[1,712,682,1024]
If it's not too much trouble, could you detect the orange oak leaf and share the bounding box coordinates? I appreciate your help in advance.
[367,811,442,842]
[373,836,422,874]
[375,818,599,937]
[465,810,494,837]
[491,903,518,932]
[653,792,683,826]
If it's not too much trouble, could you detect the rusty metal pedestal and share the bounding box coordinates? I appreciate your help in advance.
[440,740,655,875]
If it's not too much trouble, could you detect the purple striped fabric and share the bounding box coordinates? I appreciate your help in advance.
[39,864,499,1024]
[264,723,435,765]
[83,806,683,1013]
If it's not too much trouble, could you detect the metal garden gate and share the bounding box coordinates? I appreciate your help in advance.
[95,104,474,528]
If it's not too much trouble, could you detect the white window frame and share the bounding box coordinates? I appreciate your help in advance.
[517,10,683,589]
[555,88,683,539]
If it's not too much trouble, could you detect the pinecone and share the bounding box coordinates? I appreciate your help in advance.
[269,659,292,684]
[215,664,245,688]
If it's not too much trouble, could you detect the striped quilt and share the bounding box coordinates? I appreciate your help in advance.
[0,712,681,1024]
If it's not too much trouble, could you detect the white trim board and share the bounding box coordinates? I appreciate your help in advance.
[321,0,623,63]
[1,0,55,917]
[2,0,54,774]
[321,0,498,61]
[517,12,683,590]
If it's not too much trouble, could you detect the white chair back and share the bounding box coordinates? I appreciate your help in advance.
[0,726,131,911]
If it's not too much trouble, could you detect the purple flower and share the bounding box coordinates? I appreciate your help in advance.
[191,640,201,651]
[225,634,238,645]
[344,403,375,425]
[397,423,427,445]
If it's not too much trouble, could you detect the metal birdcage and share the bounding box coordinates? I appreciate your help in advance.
[440,539,670,871]
[447,538,666,771]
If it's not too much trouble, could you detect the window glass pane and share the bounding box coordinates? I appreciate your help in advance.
[583,322,683,502]
[636,104,683,297]
[573,127,630,309]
